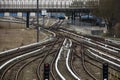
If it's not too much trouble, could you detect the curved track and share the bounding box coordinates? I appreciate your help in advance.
[0,17,120,80]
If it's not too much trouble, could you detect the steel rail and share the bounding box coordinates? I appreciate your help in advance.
[0,46,45,70]
[87,49,120,68]
[65,39,81,80]
[55,39,66,80]
[36,38,62,80]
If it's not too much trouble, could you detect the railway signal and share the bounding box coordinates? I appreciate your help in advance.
[44,63,50,80]
[41,9,47,30]
[103,63,108,80]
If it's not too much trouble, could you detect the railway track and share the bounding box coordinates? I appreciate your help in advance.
[15,38,61,80]
[0,47,45,80]
[71,42,96,80]
[36,38,64,80]
[0,38,64,80]
[58,28,120,79]
[0,17,120,80]
[0,20,66,80]
[55,38,80,80]
[46,21,120,79]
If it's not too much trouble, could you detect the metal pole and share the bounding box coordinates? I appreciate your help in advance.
[26,12,30,28]
[37,0,39,42]
[43,15,44,29]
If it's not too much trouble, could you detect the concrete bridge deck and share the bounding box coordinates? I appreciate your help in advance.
[0,8,91,12]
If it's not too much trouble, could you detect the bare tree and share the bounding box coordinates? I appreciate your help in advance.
[113,23,120,37]
[93,0,120,37]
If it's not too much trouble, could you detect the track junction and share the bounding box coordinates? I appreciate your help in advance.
[0,19,120,80]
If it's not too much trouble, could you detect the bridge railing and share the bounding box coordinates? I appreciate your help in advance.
[0,0,99,9]
[0,1,72,9]
[70,0,99,8]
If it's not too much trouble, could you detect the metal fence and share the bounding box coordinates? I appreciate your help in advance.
[0,0,99,9]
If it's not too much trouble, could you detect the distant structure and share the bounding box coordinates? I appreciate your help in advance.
[0,0,99,9]
[0,0,100,28]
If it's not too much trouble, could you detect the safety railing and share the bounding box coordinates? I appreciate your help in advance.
[0,0,99,9]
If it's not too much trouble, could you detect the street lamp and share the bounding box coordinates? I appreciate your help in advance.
[37,0,39,42]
